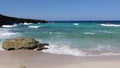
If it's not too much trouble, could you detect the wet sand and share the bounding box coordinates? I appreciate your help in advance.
[0,50,120,68]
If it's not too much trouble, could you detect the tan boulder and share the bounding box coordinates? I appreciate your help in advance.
[2,38,49,50]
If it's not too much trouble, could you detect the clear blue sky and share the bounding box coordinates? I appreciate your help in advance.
[0,0,120,20]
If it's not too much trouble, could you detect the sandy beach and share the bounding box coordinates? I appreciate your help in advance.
[0,50,120,68]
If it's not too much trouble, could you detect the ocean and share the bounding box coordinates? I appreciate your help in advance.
[1,21,120,56]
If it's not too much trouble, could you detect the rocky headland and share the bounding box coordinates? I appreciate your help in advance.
[0,14,48,26]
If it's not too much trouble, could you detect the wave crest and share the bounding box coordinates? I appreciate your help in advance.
[100,24,120,27]
[42,44,86,56]
[28,26,41,28]
[42,44,120,56]
[73,23,79,26]
[83,32,95,35]
[2,24,18,28]
[23,22,32,25]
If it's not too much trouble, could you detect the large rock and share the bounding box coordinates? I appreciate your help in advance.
[2,38,49,50]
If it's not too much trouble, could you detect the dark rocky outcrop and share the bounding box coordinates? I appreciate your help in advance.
[0,14,48,26]
[2,38,49,51]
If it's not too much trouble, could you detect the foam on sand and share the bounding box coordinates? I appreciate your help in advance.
[42,44,120,56]
[0,43,4,50]
[42,44,86,56]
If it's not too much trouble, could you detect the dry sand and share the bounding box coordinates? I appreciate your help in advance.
[0,50,120,68]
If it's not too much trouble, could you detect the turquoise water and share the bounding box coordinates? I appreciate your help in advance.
[1,22,120,56]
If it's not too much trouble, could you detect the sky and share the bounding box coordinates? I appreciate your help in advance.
[0,0,120,21]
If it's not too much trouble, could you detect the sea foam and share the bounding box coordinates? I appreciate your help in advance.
[0,29,20,39]
[0,29,20,50]
[42,44,86,56]
[100,24,120,27]
[73,23,79,26]
[28,26,41,28]
[42,44,120,56]
[0,43,4,50]
[23,22,32,25]
[83,32,95,35]
[2,24,18,28]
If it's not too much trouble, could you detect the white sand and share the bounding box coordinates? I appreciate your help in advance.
[0,50,120,68]
[57,61,120,68]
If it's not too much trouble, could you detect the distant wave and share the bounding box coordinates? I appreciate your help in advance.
[23,22,32,25]
[83,32,95,35]
[98,30,112,34]
[100,24,120,27]
[42,44,120,56]
[73,23,79,26]
[28,26,41,28]
[2,24,17,28]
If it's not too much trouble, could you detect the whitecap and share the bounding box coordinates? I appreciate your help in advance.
[84,32,95,35]
[100,24,120,27]
[2,24,17,28]
[28,26,41,28]
[0,29,20,39]
[23,22,32,25]
[73,23,79,26]
[98,31,112,34]
[0,32,19,39]
[0,32,18,36]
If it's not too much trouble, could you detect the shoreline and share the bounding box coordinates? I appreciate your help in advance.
[1,50,120,68]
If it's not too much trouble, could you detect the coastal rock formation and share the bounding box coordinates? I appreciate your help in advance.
[2,38,49,50]
[0,14,48,26]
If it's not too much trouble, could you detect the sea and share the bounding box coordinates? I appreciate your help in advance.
[1,21,120,56]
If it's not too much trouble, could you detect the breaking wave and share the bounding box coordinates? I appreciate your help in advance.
[23,22,32,25]
[73,23,79,26]
[28,26,41,28]
[2,24,18,28]
[42,44,86,56]
[0,29,20,50]
[83,32,95,35]
[42,44,120,56]
[0,29,20,39]
[100,24,120,27]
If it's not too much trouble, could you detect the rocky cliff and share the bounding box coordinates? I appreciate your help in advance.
[0,14,48,26]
